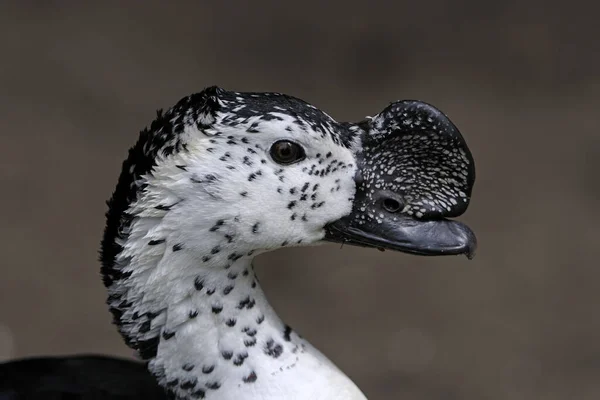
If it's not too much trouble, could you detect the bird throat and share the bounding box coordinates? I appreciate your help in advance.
[106,213,366,400]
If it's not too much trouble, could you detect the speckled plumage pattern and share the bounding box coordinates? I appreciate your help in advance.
[98,86,475,399]
[100,87,366,400]
[355,100,474,224]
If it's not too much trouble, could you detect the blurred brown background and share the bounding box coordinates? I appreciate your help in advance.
[1,1,599,399]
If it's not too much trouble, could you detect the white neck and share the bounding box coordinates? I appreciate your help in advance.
[110,216,367,400]
[149,257,366,400]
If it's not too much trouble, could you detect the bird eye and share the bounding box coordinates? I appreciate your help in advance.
[270,140,306,165]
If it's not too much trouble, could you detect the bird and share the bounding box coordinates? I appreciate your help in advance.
[0,86,476,399]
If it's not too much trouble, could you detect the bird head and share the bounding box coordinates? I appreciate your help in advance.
[102,87,476,288]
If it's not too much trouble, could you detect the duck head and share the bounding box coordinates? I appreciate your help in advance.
[102,87,476,291]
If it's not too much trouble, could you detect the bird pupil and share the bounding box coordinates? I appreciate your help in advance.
[280,144,292,157]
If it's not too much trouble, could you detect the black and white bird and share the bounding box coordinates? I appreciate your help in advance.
[0,86,476,399]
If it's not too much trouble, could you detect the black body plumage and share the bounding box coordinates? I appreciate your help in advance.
[0,356,167,399]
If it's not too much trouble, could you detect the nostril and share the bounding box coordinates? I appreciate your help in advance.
[382,198,402,213]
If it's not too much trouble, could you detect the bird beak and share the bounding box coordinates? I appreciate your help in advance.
[324,100,477,259]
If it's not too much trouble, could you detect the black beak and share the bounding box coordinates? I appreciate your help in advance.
[325,216,477,259]
[325,100,477,258]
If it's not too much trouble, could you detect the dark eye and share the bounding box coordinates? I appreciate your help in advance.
[270,140,306,165]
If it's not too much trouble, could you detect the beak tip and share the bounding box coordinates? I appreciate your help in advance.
[463,227,478,260]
